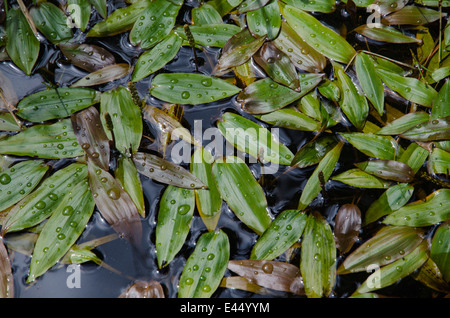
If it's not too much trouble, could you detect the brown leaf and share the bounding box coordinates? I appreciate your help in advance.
[60,43,116,73]
[118,280,165,298]
[0,239,14,298]
[334,204,361,254]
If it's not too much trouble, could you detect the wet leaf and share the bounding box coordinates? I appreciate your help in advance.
[89,0,107,19]
[192,3,223,25]
[254,42,300,91]
[354,240,428,294]
[399,116,450,142]
[208,0,244,16]
[338,226,424,274]
[5,7,40,75]
[150,73,241,105]
[175,24,241,48]
[88,160,142,245]
[251,209,307,260]
[431,79,450,120]
[67,0,91,32]
[129,0,181,49]
[116,156,146,217]
[381,5,444,25]
[178,230,229,298]
[334,204,361,254]
[2,163,88,234]
[237,73,324,114]
[212,156,272,235]
[100,86,142,155]
[255,107,321,132]
[0,160,48,212]
[219,276,270,295]
[156,185,195,268]
[282,0,336,12]
[17,87,101,122]
[354,24,421,44]
[119,281,165,298]
[282,5,356,64]
[355,159,415,182]
[0,112,21,131]
[30,2,73,44]
[383,189,450,227]
[364,183,414,225]
[0,240,14,298]
[332,168,393,189]
[376,111,430,135]
[59,43,116,73]
[237,0,270,13]
[131,32,182,82]
[27,178,95,282]
[398,142,429,173]
[247,0,281,40]
[428,147,450,176]
[228,259,304,295]
[340,132,401,160]
[291,135,338,168]
[298,142,343,210]
[71,63,132,88]
[71,106,110,171]
[301,211,336,298]
[132,152,207,189]
[191,148,222,231]
[430,222,450,283]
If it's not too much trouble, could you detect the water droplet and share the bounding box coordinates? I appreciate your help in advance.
[62,206,74,216]
[108,188,121,200]
[185,278,194,285]
[202,285,211,293]
[262,262,273,274]
[35,201,46,210]
[0,174,11,185]
[177,204,190,215]
[207,253,215,260]
[181,91,190,99]
[57,233,66,240]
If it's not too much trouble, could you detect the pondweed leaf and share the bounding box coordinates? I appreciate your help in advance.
[191,148,222,232]
[2,163,88,234]
[0,240,13,298]
[301,211,336,298]
[247,0,281,40]
[150,73,241,105]
[178,230,229,298]
[67,0,91,32]
[89,0,107,19]
[383,189,450,227]
[129,0,181,49]
[217,112,294,165]
[0,160,48,214]
[237,0,270,13]
[132,152,207,189]
[28,178,95,282]
[431,79,450,120]
[100,86,142,155]
[59,43,116,73]
[255,107,322,132]
[354,160,415,182]
[398,142,429,174]
[298,91,323,122]
[71,63,132,88]
[381,5,444,25]
[399,116,450,142]
[337,226,424,274]
[282,5,356,64]
[291,135,338,168]
[430,222,450,282]
[156,185,195,268]
[175,24,241,48]
[0,112,21,131]
[282,0,336,12]
[354,24,421,44]
[208,0,244,16]
[116,156,146,218]
[191,3,223,25]
[5,7,40,75]
[376,111,430,135]
[212,156,272,235]
[340,132,401,160]
[428,148,450,176]
[30,2,73,44]
[334,204,361,254]
[17,87,101,123]
[364,183,414,225]
[332,168,393,189]
[251,209,307,260]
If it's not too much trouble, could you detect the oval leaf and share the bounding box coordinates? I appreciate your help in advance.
[255,107,322,132]
[332,168,393,189]
[59,43,116,73]
[247,0,281,40]
[340,132,400,160]
[355,159,415,182]
[71,63,132,88]
[30,2,72,44]
[334,204,362,254]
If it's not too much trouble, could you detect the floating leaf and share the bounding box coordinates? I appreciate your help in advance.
[116,156,146,218]
[338,226,424,274]
[301,211,336,298]
[364,183,414,225]
[255,107,321,132]
[2,163,88,234]
[251,209,307,260]
[191,3,223,25]
[334,204,361,254]
[191,148,222,232]
[381,5,444,25]
[228,259,304,295]
[237,0,270,13]
[89,0,107,19]
[355,160,415,182]
[340,132,400,160]
[119,281,165,298]
[178,230,229,297]
[71,63,132,88]
[132,152,207,189]
[431,76,450,120]
[30,2,73,44]
[247,0,281,40]
[0,240,14,298]
[150,73,241,105]
[376,111,430,135]
[212,156,272,235]
[383,189,450,227]
[59,43,116,73]
[332,168,393,189]
[399,116,450,142]
[237,73,324,114]
[398,142,429,173]
[428,148,450,176]
[131,32,182,82]
[208,0,244,16]
[282,5,356,64]
[282,0,336,12]
[298,142,343,210]
[129,0,181,49]
[100,86,142,155]
[5,7,40,75]
[217,112,294,165]
[156,185,195,268]
[27,178,95,282]
[354,24,421,44]
[67,0,91,32]
[291,135,338,168]
[17,87,101,122]
[0,112,21,131]
[430,222,450,282]
[175,24,241,48]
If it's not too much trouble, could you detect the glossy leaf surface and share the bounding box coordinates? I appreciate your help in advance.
[430,222,450,282]
[30,2,72,44]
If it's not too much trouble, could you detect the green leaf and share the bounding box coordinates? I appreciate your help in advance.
[430,222,450,282]
[2,163,88,234]
[191,3,223,25]
[175,24,242,48]
[300,212,336,298]
[191,148,222,232]
[0,119,84,159]
[156,185,195,268]
[27,178,95,282]
[383,189,450,227]
[131,32,182,82]
[337,226,424,274]
[282,0,336,13]
[428,148,450,176]
[237,0,270,13]
[381,5,444,26]
[298,142,343,210]
[212,156,272,235]
[354,24,421,44]
[0,160,48,212]
[30,2,73,44]
[340,132,401,160]
[0,112,21,131]
[332,168,393,189]
[355,52,385,116]
[291,135,338,168]
[100,86,142,155]
[355,160,415,183]
[376,111,430,135]
[16,87,101,122]
[237,73,324,114]
[116,156,146,218]
[150,73,241,105]
[89,0,107,18]
[398,142,429,173]
[251,209,307,260]
[5,7,40,75]
[129,0,181,49]
[255,107,322,132]
[59,43,116,73]
[364,183,414,225]
[0,240,14,298]
[247,0,281,40]
[282,5,356,64]
[70,63,132,88]
[67,0,91,32]
[208,0,244,16]
[399,116,450,142]
[178,230,230,298]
